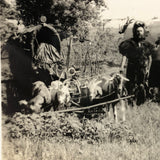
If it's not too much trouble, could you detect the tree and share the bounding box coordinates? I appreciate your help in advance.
[0,0,20,44]
[16,0,107,35]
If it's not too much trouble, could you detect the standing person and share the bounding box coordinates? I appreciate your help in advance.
[119,21,155,105]
[148,37,160,102]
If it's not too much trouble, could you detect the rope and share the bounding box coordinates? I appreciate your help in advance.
[94,91,116,100]
[70,91,115,101]
[55,95,135,113]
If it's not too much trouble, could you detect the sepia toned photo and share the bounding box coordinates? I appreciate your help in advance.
[1,0,160,159]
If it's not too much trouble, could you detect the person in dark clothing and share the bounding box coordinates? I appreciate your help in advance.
[148,38,160,102]
[149,41,160,87]
[119,21,155,105]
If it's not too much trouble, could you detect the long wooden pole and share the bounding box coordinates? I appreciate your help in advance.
[66,36,73,69]
[55,95,134,113]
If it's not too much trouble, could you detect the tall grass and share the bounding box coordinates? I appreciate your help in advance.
[2,102,160,160]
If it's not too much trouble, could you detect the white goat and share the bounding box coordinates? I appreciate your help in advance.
[19,81,51,113]
[88,73,129,122]
[49,80,71,110]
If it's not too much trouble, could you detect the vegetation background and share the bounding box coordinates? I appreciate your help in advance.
[1,0,160,159]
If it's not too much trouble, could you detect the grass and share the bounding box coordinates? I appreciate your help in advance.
[2,135,160,160]
[2,102,160,160]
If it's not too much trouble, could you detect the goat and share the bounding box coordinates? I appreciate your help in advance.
[88,73,129,122]
[49,80,71,111]
[19,81,51,113]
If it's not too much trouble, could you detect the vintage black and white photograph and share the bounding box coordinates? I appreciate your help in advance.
[1,0,160,159]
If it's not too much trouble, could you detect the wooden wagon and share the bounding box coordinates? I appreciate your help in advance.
[2,19,134,116]
[2,20,65,114]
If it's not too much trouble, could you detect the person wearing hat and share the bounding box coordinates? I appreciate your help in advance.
[119,21,155,104]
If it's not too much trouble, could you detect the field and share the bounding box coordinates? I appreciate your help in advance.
[2,103,160,160]
[1,11,160,160]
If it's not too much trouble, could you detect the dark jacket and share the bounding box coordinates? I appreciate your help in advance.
[119,38,154,85]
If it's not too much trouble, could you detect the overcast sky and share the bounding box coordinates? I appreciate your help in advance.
[100,0,160,28]
[102,0,160,20]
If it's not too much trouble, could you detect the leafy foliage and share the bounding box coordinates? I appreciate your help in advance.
[0,0,19,44]
[0,0,19,19]
[5,112,137,144]
[16,0,107,34]
[61,25,122,76]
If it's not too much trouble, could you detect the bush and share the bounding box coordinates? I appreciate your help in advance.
[4,112,137,144]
